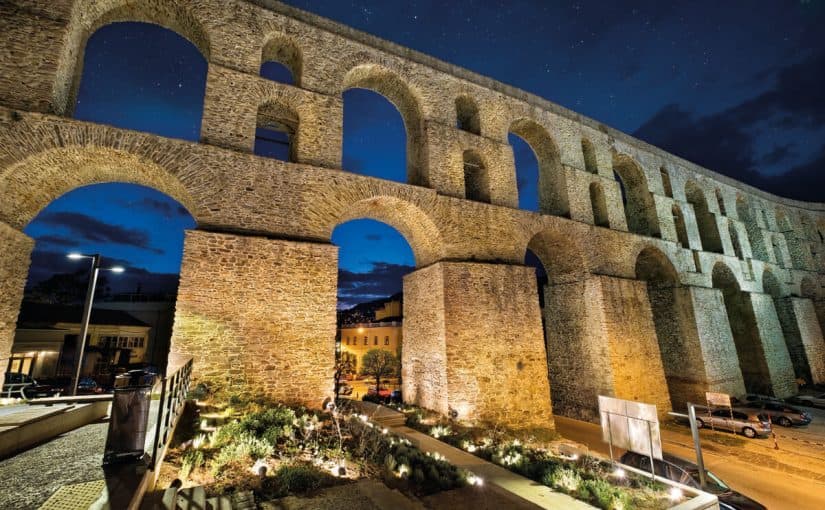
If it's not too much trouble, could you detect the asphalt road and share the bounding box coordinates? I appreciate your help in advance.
[555,415,825,510]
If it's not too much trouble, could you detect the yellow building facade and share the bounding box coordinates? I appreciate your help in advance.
[339,321,402,373]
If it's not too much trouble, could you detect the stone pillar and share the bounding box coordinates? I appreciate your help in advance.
[544,275,671,422]
[774,297,825,385]
[748,293,797,397]
[169,230,337,407]
[0,223,34,385]
[402,262,553,430]
[683,287,747,401]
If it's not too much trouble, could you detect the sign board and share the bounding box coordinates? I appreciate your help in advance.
[705,392,731,407]
[598,395,662,460]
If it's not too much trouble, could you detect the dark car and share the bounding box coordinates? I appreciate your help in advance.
[76,377,104,395]
[738,401,811,427]
[620,451,766,510]
[2,372,62,399]
[786,393,825,409]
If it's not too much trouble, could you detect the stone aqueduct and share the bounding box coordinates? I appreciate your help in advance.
[1,0,825,429]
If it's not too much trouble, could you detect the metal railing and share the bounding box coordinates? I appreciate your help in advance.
[1,382,30,399]
[148,358,193,469]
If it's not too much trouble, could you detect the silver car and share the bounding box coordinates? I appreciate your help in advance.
[694,406,772,438]
[738,401,811,427]
[787,393,825,409]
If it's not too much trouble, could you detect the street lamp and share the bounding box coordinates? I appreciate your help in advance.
[67,253,125,396]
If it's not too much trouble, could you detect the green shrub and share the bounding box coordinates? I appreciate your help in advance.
[211,433,274,475]
[545,466,582,493]
[578,478,631,510]
[179,449,204,480]
[265,463,328,498]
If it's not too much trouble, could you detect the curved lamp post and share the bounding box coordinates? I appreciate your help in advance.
[67,253,124,396]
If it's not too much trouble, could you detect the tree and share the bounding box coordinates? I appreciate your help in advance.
[359,349,399,395]
[333,356,354,400]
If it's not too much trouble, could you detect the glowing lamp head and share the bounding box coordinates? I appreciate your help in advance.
[67,253,85,260]
[110,266,125,273]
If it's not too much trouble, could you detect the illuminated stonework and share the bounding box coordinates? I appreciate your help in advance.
[0,0,824,428]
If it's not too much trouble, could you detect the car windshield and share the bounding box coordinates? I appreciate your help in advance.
[688,469,730,494]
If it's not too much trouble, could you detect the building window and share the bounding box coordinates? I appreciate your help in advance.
[364,336,368,345]
[374,336,378,345]
[345,338,349,345]
[384,336,389,345]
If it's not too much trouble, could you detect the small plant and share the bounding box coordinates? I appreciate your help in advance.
[264,463,329,498]
[210,433,273,475]
[429,424,451,438]
[179,449,204,480]
[578,478,631,510]
[545,466,582,492]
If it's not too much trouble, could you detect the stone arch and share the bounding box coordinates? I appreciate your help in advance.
[737,195,764,260]
[462,150,489,203]
[800,276,818,299]
[255,99,300,162]
[729,221,744,259]
[715,189,726,216]
[712,261,773,394]
[589,182,609,227]
[635,246,694,410]
[330,196,444,268]
[685,180,722,253]
[611,152,659,237]
[660,166,673,198]
[509,119,568,217]
[0,146,202,230]
[342,64,426,186]
[671,205,689,248]
[455,95,481,135]
[581,138,598,174]
[775,206,791,232]
[526,226,588,284]
[762,268,783,298]
[771,235,786,268]
[260,32,303,86]
[55,0,212,116]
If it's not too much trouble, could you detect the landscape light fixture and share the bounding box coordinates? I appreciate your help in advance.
[66,252,125,396]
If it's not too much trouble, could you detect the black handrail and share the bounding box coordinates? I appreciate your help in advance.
[148,358,193,469]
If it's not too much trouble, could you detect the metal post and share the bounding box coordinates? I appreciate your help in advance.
[71,254,100,396]
[606,412,615,463]
[150,375,168,469]
[646,420,656,479]
[687,403,707,488]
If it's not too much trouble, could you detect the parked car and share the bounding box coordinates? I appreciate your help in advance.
[786,393,825,409]
[731,393,783,406]
[338,382,353,396]
[367,385,392,398]
[2,372,62,399]
[620,451,766,510]
[76,377,104,395]
[737,401,811,427]
[693,406,771,438]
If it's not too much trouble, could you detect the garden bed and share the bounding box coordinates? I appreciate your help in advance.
[156,398,472,504]
[402,406,686,510]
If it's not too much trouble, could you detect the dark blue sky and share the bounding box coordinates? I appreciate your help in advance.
[24,1,825,306]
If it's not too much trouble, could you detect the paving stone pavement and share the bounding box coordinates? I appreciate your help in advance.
[0,421,107,510]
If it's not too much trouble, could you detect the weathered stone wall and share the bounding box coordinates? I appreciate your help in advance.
[0,222,33,385]
[597,276,672,416]
[685,287,747,400]
[402,265,448,415]
[774,297,825,385]
[170,230,337,407]
[440,262,553,430]
[0,0,824,422]
[749,293,797,398]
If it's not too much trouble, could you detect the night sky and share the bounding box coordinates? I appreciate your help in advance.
[24,1,825,308]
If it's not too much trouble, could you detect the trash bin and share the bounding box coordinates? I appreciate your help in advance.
[103,369,156,465]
